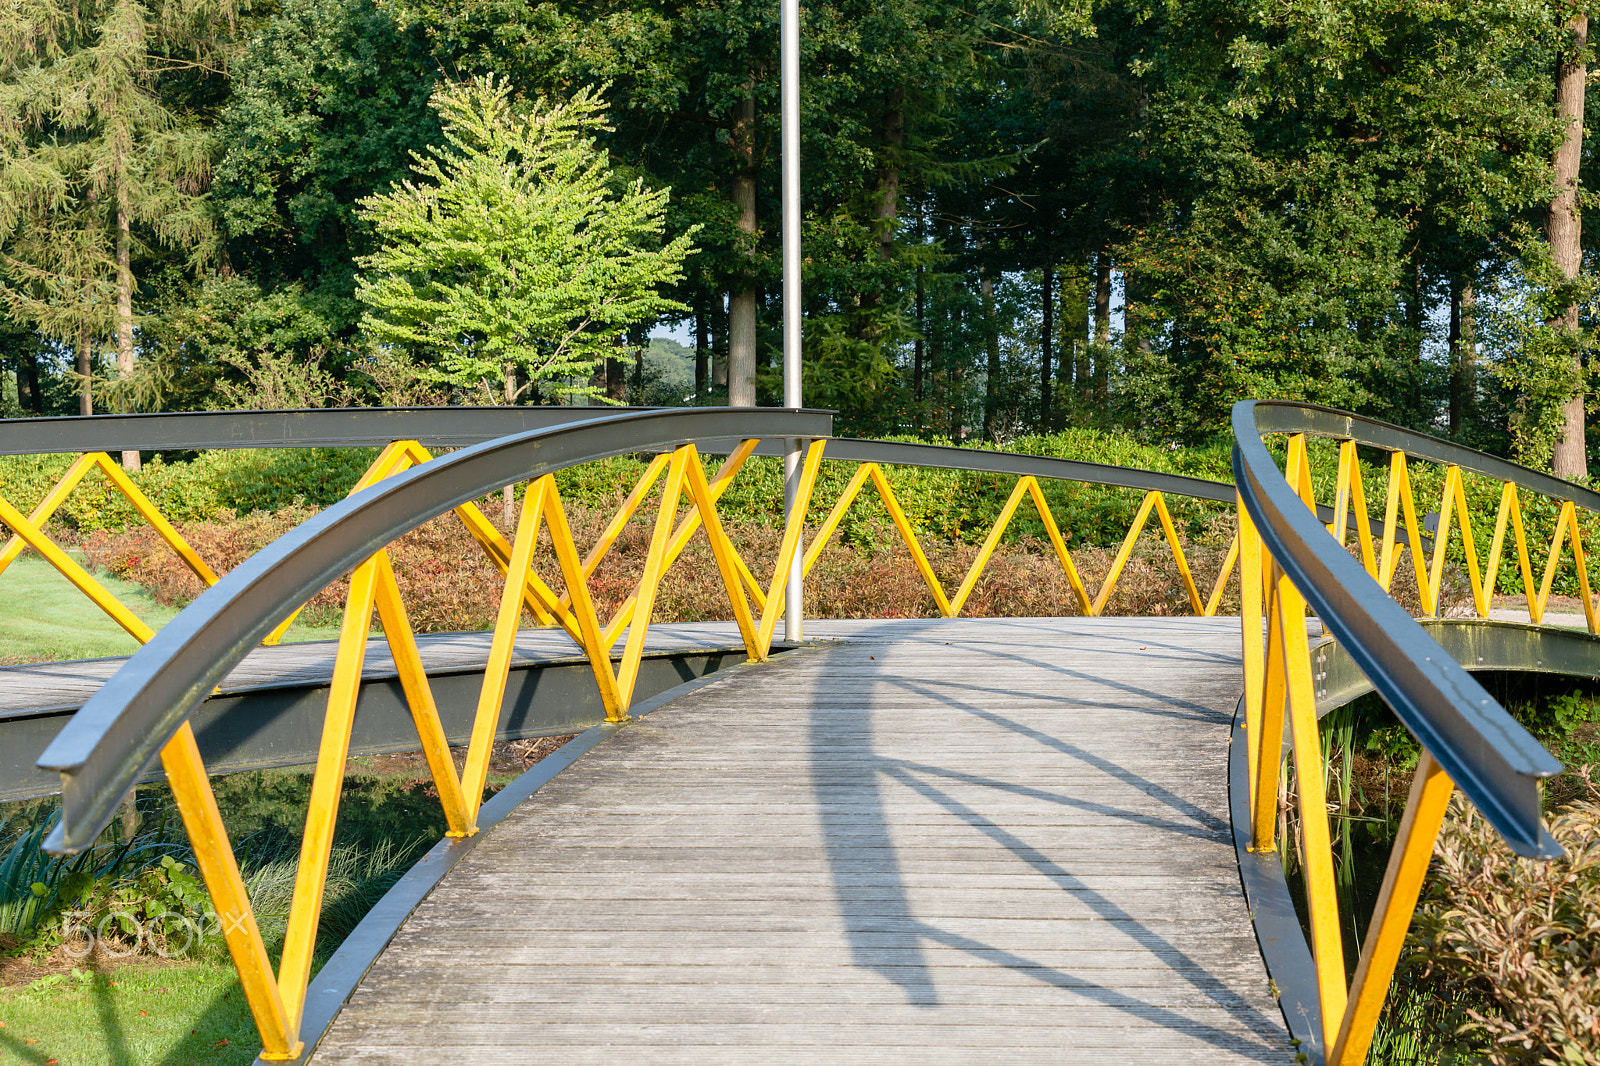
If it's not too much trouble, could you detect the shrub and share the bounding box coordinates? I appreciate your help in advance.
[1407,786,1600,1065]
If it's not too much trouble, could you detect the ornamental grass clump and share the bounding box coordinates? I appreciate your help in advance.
[1407,783,1600,1065]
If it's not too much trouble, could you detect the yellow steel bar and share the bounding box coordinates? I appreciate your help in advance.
[1397,457,1433,615]
[1510,488,1536,621]
[1281,571,1349,1041]
[867,465,954,617]
[462,476,552,814]
[542,480,627,720]
[370,550,473,837]
[682,445,760,656]
[948,478,1031,616]
[1286,433,1316,509]
[616,449,691,707]
[92,452,221,587]
[1535,501,1576,623]
[0,494,155,643]
[1151,492,1204,615]
[1426,466,1459,613]
[753,439,827,657]
[555,452,672,613]
[1024,477,1093,615]
[0,452,98,578]
[1091,490,1159,617]
[801,463,875,576]
[1484,481,1516,619]
[1331,441,1355,544]
[263,441,424,646]
[161,721,300,1058]
[1328,753,1453,1066]
[1251,566,1288,853]
[1237,499,1265,816]
[1344,443,1377,576]
[1451,469,1487,616]
[599,441,765,648]
[277,553,381,1029]
[1377,452,1404,591]
[390,440,571,636]
[1571,505,1598,634]
[1203,532,1240,618]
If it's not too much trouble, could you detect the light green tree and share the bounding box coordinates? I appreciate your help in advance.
[355,76,698,403]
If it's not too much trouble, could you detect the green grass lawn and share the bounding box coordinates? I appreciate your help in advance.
[0,554,339,665]
[0,960,258,1066]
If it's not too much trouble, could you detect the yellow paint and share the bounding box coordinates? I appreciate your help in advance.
[1237,500,1264,817]
[616,449,691,706]
[802,464,875,576]
[1485,482,1537,623]
[463,478,552,813]
[1280,572,1348,1043]
[371,550,473,837]
[682,446,760,656]
[94,453,221,588]
[1427,466,1485,617]
[1328,753,1452,1066]
[541,480,626,719]
[160,722,300,1059]
[1092,491,1158,617]
[277,554,381,1027]
[867,466,954,616]
[0,453,99,578]
[0,493,156,643]
[753,440,826,656]
[1251,568,1287,854]
[557,452,671,614]
[1152,493,1204,615]
[1024,477,1093,615]
[948,478,1031,616]
[1204,533,1239,618]
[600,441,764,646]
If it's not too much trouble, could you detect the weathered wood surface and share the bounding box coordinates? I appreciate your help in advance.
[0,623,746,714]
[315,616,1292,1064]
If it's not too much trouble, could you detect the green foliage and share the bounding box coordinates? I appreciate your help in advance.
[356,76,698,402]
[0,448,377,532]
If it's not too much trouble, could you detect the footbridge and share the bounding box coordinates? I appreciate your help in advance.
[0,403,1582,1064]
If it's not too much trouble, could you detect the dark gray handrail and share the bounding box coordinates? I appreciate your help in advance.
[1251,400,1600,513]
[0,407,671,454]
[1233,400,1562,858]
[38,408,831,853]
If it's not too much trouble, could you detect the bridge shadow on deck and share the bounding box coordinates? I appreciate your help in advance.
[805,617,1289,1060]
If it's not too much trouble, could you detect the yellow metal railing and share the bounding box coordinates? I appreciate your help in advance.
[1237,419,1571,1066]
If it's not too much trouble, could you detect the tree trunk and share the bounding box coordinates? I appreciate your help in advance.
[728,87,758,406]
[116,195,139,470]
[1550,11,1588,479]
[694,298,709,400]
[1040,266,1054,432]
[713,295,728,388]
[19,346,40,413]
[77,326,92,416]
[1063,263,1090,389]
[873,89,904,264]
[913,265,925,403]
[1093,251,1112,345]
[981,265,1000,439]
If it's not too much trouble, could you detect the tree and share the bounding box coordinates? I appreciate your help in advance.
[1548,6,1589,479]
[355,76,698,403]
[0,0,233,461]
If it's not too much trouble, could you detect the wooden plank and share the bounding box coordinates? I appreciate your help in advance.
[312,617,1294,1064]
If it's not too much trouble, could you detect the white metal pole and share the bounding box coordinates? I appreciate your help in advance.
[781,0,803,644]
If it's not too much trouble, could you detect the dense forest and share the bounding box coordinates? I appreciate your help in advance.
[1,0,1596,473]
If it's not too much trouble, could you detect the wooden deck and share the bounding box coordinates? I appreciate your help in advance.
[314,616,1292,1064]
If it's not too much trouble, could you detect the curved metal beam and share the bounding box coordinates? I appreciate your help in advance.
[1233,400,1561,858]
[1250,400,1600,513]
[39,408,831,853]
